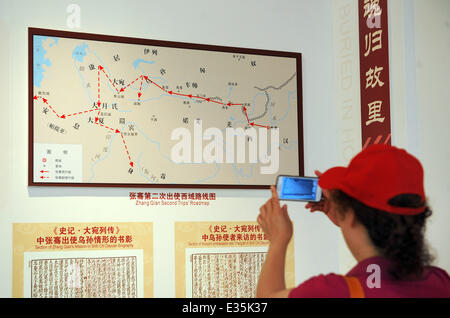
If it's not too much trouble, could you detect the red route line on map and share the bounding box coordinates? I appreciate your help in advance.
[138,76,143,100]
[34,64,272,169]
[67,108,98,117]
[98,65,120,94]
[97,67,101,107]
[120,133,134,167]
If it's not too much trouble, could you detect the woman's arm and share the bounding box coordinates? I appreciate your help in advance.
[256,186,293,298]
[256,241,292,298]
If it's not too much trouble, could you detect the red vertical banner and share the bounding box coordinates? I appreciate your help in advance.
[358,0,392,149]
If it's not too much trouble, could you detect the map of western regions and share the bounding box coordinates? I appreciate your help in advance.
[31,30,302,186]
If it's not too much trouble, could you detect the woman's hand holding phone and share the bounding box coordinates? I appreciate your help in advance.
[305,170,326,210]
[257,185,293,247]
[304,170,339,226]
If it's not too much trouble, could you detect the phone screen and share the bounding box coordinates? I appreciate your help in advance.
[276,175,322,202]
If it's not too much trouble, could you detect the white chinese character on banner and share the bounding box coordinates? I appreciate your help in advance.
[364,30,383,57]
[365,66,384,88]
[364,0,382,29]
[364,0,381,18]
[366,101,385,126]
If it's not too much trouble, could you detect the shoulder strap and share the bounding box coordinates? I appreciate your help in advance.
[342,276,365,298]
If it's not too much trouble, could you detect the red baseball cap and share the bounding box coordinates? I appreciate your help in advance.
[318,144,426,215]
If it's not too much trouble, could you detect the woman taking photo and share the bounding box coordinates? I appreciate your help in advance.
[256,144,450,298]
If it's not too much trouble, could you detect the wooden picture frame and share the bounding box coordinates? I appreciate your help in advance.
[29,27,303,189]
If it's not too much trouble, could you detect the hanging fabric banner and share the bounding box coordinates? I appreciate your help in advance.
[358,0,392,148]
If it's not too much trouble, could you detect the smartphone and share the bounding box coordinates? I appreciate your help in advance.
[276,175,322,202]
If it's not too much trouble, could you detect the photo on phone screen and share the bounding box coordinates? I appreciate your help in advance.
[276,175,322,202]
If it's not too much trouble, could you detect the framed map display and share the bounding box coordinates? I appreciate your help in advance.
[29,28,303,188]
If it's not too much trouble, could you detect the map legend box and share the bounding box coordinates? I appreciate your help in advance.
[33,143,82,183]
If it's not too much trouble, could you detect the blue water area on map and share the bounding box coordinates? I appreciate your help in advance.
[72,42,88,62]
[133,59,155,69]
[33,36,59,88]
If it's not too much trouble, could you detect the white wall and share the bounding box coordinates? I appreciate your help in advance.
[0,0,339,297]
[388,0,450,271]
[413,0,450,269]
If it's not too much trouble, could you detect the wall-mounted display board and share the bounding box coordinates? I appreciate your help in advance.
[12,222,153,298]
[29,28,303,188]
[174,222,295,298]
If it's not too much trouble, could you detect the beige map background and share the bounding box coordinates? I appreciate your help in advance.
[33,36,300,185]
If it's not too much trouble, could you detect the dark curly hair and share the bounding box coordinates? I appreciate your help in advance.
[331,190,434,281]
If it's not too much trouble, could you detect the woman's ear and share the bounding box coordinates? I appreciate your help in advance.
[337,206,356,228]
[334,205,348,225]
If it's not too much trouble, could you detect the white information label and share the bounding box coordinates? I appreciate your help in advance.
[33,143,82,183]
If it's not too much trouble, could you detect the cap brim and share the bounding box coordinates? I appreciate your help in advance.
[318,166,347,190]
